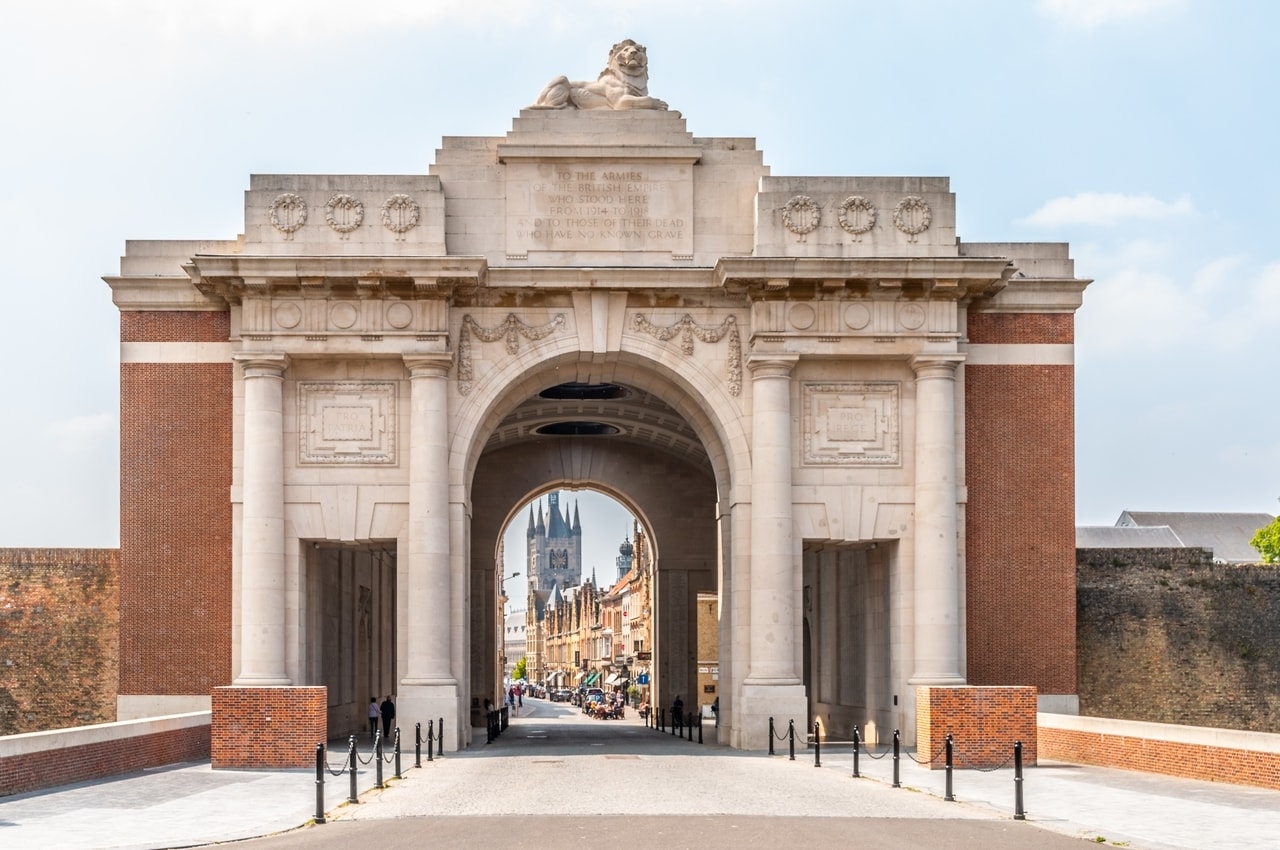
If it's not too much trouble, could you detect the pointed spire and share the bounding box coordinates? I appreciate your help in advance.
[573,500,582,535]
[535,499,546,536]
[527,503,536,538]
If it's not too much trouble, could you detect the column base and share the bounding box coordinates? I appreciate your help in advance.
[396,682,462,752]
[734,683,807,750]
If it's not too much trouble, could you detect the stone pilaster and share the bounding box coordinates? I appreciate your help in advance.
[232,353,290,685]
[908,355,966,686]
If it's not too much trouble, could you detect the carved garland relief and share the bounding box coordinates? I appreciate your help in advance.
[803,382,901,466]
[298,381,397,465]
[266,192,421,237]
[631,313,742,397]
[456,313,567,396]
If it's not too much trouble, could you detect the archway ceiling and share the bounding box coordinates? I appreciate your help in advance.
[485,385,712,476]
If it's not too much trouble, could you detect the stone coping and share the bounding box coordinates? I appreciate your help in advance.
[1038,712,1280,754]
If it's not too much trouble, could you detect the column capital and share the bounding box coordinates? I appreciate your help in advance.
[746,353,799,378]
[403,353,454,379]
[232,352,289,377]
[909,354,963,379]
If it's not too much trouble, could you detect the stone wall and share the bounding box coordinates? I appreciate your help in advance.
[0,548,119,735]
[1077,548,1280,733]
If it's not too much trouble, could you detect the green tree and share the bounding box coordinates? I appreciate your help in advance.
[1250,516,1280,564]
[513,656,528,681]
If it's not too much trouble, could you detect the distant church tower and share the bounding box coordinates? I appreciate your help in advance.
[526,491,583,591]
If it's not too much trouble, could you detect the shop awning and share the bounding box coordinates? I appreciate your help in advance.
[583,671,600,686]
[604,673,619,686]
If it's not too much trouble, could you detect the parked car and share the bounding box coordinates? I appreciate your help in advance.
[550,688,572,702]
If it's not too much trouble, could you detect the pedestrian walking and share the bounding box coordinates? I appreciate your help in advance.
[380,694,396,738]
[367,696,379,739]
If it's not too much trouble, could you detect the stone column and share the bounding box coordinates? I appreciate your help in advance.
[738,355,806,747]
[233,353,290,685]
[402,354,455,685]
[909,355,966,685]
[399,354,460,747]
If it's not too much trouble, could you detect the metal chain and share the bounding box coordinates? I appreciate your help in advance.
[859,741,892,761]
[323,749,353,777]
[953,747,1016,773]
[904,742,948,766]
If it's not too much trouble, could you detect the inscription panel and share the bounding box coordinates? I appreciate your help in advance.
[298,381,396,465]
[506,161,693,254]
[803,382,901,466]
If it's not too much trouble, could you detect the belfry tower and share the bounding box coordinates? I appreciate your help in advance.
[526,492,583,591]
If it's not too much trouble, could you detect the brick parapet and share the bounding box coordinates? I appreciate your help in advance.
[1039,714,1280,791]
[0,713,209,797]
[121,310,229,342]
[967,312,1074,344]
[211,687,327,769]
[916,686,1038,769]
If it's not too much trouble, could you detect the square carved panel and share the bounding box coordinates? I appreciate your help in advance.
[298,381,397,465]
[802,382,900,466]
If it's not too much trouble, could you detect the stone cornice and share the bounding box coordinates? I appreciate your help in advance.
[715,256,1016,301]
[975,277,1092,314]
[185,255,488,303]
[105,275,227,311]
[497,145,702,163]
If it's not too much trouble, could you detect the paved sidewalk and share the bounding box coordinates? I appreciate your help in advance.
[1,703,1278,850]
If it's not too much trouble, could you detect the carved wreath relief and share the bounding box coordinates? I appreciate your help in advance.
[298,381,397,465]
[803,382,901,466]
[779,195,932,242]
[267,192,420,238]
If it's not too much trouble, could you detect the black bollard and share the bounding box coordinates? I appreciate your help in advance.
[814,720,822,768]
[945,734,954,801]
[394,727,402,779]
[698,714,703,744]
[769,717,775,756]
[427,719,434,762]
[788,719,795,761]
[892,729,901,788]
[375,731,384,789]
[437,717,444,756]
[852,725,860,778]
[686,714,692,741]
[347,736,358,804]
[314,743,326,824]
[486,710,493,744]
[415,722,422,768]
[659,707,666,732]
[1014,741,1026,820]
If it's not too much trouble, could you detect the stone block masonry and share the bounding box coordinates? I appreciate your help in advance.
[916,686,1037,769]
[211,687,327,768]
[0,548,118,735]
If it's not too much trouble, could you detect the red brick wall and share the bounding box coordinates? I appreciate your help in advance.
[917,686,1037,768]
[212,687,327,768]
[0,723,209,797]
[0,548,119,734]
[1039,725,1280,791]
[119,310,232,698]
[964,311,1076,695]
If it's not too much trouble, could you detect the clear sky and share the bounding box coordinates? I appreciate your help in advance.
[1,1,1276,562]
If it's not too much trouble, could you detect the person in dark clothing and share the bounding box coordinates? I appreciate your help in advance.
[671,694,684,728]
[380,695,396,738]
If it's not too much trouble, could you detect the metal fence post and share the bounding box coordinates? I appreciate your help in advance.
[415,722,422,768]
[698,713,703,744]
[394,727,402,779]
[427,719,434,762]
[892,729,901,788]
[852,725,860,778]
[1014,741,1026,820]
[437,717,444,756]
[314,743,326,824]
[375,731,384,789]
[769,717,775,756]
[945,734,954,801]
[814,720,822,768]
[788,719,795,761]
[347,735,358,804]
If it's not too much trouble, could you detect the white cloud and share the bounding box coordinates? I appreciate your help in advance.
[1022,192,1193,227]
[1037,0,1186,29]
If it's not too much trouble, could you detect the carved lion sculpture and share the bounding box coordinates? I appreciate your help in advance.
[531,39,668,110]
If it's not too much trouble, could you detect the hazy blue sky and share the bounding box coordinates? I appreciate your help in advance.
[2,1,1276,572]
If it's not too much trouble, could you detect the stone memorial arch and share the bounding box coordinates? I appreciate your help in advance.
[106,40,1086,766]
